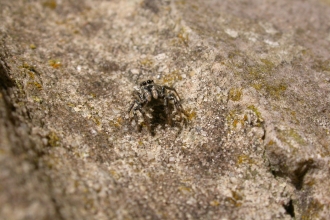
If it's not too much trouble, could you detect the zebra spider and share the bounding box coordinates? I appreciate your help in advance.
[128,79,188,134]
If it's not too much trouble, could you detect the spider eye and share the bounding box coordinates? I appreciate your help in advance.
[141,81,147,86]
[147,80,153,84]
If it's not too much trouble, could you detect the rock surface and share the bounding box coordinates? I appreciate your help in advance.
[1,0,330,219]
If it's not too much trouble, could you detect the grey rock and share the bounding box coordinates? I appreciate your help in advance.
[1,0,329,219]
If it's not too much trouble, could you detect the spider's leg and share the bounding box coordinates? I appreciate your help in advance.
[128,90,144,115]
[163,85,182,101]
[168,93,188,118]
[128,100,141,131]
[128,101,137,117]
[138,107,151,132]
[164,95,173,126]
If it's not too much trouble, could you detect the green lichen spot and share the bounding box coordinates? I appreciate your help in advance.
[264,83,287,98]
[278,128,307,149]
[47,131,60,147]
[228,88,243,101]
[260,59,275,70]
[247,105,262,119]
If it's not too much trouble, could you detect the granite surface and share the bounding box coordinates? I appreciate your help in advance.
[1,0,330,219]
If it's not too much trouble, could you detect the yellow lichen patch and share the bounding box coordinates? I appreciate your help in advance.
[33,82,43,90]
[90,93,97,98]
[224,197,242,207]
[231,190,243,201]
[139,58,153,67]
[252,83,262,91]
[244,59,276,83]
[232,119,241,128]
[228,88,243,101]
[30,44,37,49]
[178,28,189,46]
[210,200,220,207]
[47,131,60,147]
[176,0,187,5]
[247,105,262,119]
[260,58,275,70]
[161,70,183,84]
[109,117,123,128]
[21,62,38,73]
[237,154,254,165]
[267,139,275,146]
[28,71,35,79]
[48,59,62,68]
[109,170,121,180]
[243,114,248,122]
[43,0,57,9]
[226,109,240,125]
[178,186,192,194]
[27,81,43,90]
[185,108,197,121]
[264,83,287,98]
[92,116,101,126]
[32,96,42,103]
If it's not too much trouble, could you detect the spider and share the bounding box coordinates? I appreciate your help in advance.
[128,79,188,134]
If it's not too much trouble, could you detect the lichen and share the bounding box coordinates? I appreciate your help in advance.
[48,59,62,68]
[139,58,154,67]
[186,108,197,121]
[161,70,183,84]
[47,131,60,147]
[109,117,123,128]
[228,88,243,101]
[301,199,325,220]
[277,128,307,151]
[237,155,254,165]
[247,105,262,119]
[264,83,287,99]
[177,27,189,46]
[42,0,57,9]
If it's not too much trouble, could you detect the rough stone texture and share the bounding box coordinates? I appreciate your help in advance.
[0,0,329,219]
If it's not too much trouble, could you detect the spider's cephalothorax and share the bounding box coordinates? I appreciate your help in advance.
[128,79,188,134]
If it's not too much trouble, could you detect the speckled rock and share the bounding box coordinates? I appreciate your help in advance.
[1,0,329,219]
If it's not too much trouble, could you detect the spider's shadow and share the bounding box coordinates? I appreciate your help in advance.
[140,103,185,136]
